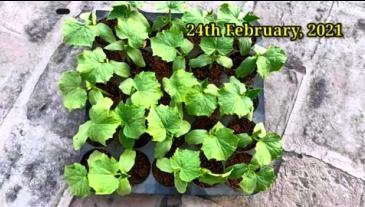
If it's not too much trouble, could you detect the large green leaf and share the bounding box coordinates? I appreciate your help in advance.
[239,165,275,194]
[76,48,115,83]
[260,133,283,160]
[185,84,218,116]
[87,152,120,195]
[200,36,233,56]
[118,149,136,173]
[96,23,116,43]
[115,103,145,139]
[146,105,190,142]
[119,71,162,108]
[181,8,214,25]
[252,141,272,166]
[162,69,199,103]
[217,3,242,24]
[156,158,173,173]
[264,46,288,71]
[63,17,96,47]
[235,56,257,78]
[218,76,253,118]
[64,163,91,198]
[72,98,120,149]
[201,123,239,161]
[116,17,149,48]
[59,71,87,111]
[170,149,201,182]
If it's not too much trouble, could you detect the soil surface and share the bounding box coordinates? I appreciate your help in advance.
[128,151,151,185]
[142,50,172,81]
[152,159,174,187]
[191,109,220,130]
[225,152,252,189]
[193,153,224,188]
[134,133,152,148]
[165,137,185,158]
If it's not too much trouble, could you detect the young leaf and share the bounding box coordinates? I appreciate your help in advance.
[151,29,192,62]
[200,37,233,56]
[243,12,260,23]
[116,17,149,48]
[119,132,135,149]
[110,61,130,78]
[126,47,146,67]
[237,133,253,148]
[152,16,169,31]
[88,89,104,105]
[115,102,146,139]
[59,71,87,111]
[201,123,239,161]
[240,170,257,194]
[63,17,96,47]
[252,141,272,166]
[87,152,120,195]
[119,72,162,108]
[264,46,288,71]
[239,165,275,194]
[154,137,173,158]
[199,168,232,185]
[64,163,91,198]
[217,3,242,24]
[104,40,126,51]
[118,149,136,172]
[157,1,186,12]
[185,129,208,145]
[117,177,132,195]
[172,56,186,71]
[218,76,253,118]
[256,56,271,79]
[189,54,213,68]
[253,123,267,138]
[235,56,257,78]
[174,174,188,193]
[260,133,283,160]
[245,88,262,100]
[76,48,114,84]
[181,8,213,25]
[185,85,218,116]
[156,158,173,173]
[162,69,199,103]
[170,149,201,182]
[73,98,120,149]
[215,55,233,68]
[239,37,252,56]
[146,105,190,142]
[225,163,248,179]
[96,23,116,43]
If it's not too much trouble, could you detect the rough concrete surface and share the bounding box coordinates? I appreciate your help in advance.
[0,1,364,207]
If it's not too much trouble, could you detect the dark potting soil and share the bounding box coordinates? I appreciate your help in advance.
[191,109,220,130]
[158,91,171,105]
[225,152,252,189]
[165,137,185,158]
[152,159,174,187]
[193,153,224,188]
[192,63,225,87]
[134,133,152,148]
[228,116,256,134]
[128,151,150,185]
[142,50,172,81]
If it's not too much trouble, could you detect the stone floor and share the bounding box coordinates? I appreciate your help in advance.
[0,1,364,207]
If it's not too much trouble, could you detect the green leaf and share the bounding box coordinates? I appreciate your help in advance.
[200,37,233,56]
[110,61,130,78]
[156,158,173,173]
[162,69,199,103]
[157,1,186,12]
[201,125,239,161]
[226,163,248,179]
[245,88,262,100]
[185,86,217,116]
[240,170,257,194]
[253,123,266,138]
[147,105,190,142]
[215,55,233,68]
[108,4,131,20]
[217,3,242,24]
[189,54,213,68]
[218,76,253,118]
[181,8,213,25]
[185,129,208,145]
[87,152,120,195]
[117,177,132,195]
[235,56,257,78]
[115,16,149,48]
[264,46,287,71]
[105,40,126,51]
[150,29,187,62]
[152,16,169,31]
[239,37,252,56]
[96,23,116,43]
[76,48,114,83]
[170,149,201,182]
[243,12,260,23]
[126,47,146,67]
[180,39,194,54]
[154,137,173,158]
[256,56,272,79]
[118,149,136,172]
[119,72,162,108]
[59,71,87,111]
[174,174,188,193]
[252,141,272,166]
[88,89,104,105]
[172,56,186,71]
[199,168,232,186]
[119,132,135,149]
[64,163,91,198]
[260,133,283,160]
[237,133,253,148]
[63,17,96,47]
[115,103,146,139]
[73,98,120,147]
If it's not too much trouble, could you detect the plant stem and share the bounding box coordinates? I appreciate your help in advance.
[168,9,172,23]
[92,85,113,97]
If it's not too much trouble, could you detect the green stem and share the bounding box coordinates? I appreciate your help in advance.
[168,9,172,23]
[91,85,113,97]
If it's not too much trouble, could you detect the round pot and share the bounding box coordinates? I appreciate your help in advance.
[128,150,151,185]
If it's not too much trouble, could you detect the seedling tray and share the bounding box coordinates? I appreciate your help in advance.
[78,10,279,196]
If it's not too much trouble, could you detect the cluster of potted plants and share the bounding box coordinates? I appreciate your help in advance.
[60,2,286,197]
